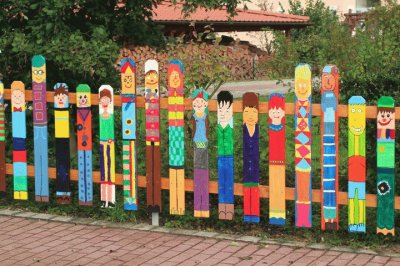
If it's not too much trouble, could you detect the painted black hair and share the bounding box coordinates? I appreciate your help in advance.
[217,91,233,108]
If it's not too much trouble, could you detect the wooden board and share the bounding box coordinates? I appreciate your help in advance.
[294,64,312,228]
[32,55,49,202]
[145,59,161,212]
[11,81,27,200]
[121,58,138,211]
[217,91,235,220]
[376,96,395,236]
[193,88,210,218]
[168,60,185,215]
[348,96,366,233]
[76,84,93,206]
[99,85,116,208]
[320,65,339,231]
[54,83,71,204]
[268,93,286,225]
[0,80,5,196]
[243,92,260,223]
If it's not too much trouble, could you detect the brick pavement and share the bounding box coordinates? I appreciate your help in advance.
[0,216,397,266]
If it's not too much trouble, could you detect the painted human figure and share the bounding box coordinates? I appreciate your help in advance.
[54,83,71,204]
[268,93,286,225]
[348,96,366,233]
[243,92,260,223]
[99,85,115,208]
[193,88,210,218]
[168,60,185,215]
[0,81,5,196]
[77,84,93,206]
[145,60,161,212]
[217,91,234,220]
[32,55,49,202]
[121,58,138,211]
[376,96,395,236]
[11,81,28,200]
[321,65,339,230]
[294,63,312,227]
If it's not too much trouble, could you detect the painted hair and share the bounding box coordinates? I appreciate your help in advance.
[243,92,258,109]
[100,88,112,100]
[268,93,285,110]
[192,88,209,114]
[217,91,233,108]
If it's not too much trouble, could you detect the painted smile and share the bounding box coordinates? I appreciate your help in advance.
[378,119,392,126]
[351,126,362,132]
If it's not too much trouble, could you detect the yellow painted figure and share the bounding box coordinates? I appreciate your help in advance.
[348,96,366,233]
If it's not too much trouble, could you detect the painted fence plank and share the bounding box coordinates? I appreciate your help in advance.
[294,64,312,228]
[54,83,71,204]
[168,60,185,215]
[11,81,27,200]
[376,96,395,236]
[121,58,138,211]
[217,91,235,220]
[32,55,49,202]
[99,85,116,208]
[320,65,340,231]
[193,88,210,218]
[0,80,5,196]
[348,96,366,233]
[268,92,286,225]
[145,59,162,212]
[76,84,93,206]
[243,92,260,223]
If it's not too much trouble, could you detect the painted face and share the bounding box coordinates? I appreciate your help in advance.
[193,97,207,113]
[349,104,366,136]
[121,73,135,93]
[55,93,67,108]
[269,107,285,125]
[32,65,46,83]
[295,78,311,100]
[321,73,335,91]
[169,70,181,89]
[377,110,395,129]
[145,71,158,91]
[218,101,233,125]
[100,96,111,108]
[77,92,90,107]
[12,90,24,108]
[243,107,258,127]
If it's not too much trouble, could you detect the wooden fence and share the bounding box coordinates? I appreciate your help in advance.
[2,88,400,209]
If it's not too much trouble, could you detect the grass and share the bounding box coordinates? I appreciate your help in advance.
[1,91,400,253]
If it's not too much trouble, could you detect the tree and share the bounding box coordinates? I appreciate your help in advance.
[0,0,247,89]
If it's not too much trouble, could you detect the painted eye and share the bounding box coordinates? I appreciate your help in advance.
[358,109,362,113]
[387,114,390,118]
[84,95,87,99]
[381,115,385,118]
[351,109,355,113]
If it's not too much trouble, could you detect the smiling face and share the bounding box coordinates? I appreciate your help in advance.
[349,104,366,136]
[193,97,207,114]
[100,96,111,108]
[121,72,135,94]
[295,78,311,100]
[145,71,159,91]
[55,93,67,108]
[12,89,25,108]
[377,109,395,129]
[77,92,90,107]
[32,65,46,83]
[243,107,258,127]
[269,107,285,125]
[321,73,336,91]
[169,70,181,89]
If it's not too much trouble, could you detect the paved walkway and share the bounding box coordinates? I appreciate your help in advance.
[0,216,397,266]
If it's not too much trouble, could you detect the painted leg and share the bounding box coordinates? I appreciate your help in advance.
[176,168,185,215]
[169,168,178,214]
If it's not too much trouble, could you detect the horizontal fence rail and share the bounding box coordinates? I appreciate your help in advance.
[3,88,400,209]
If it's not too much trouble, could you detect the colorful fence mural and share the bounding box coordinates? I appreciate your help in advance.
[0,55,399,235]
